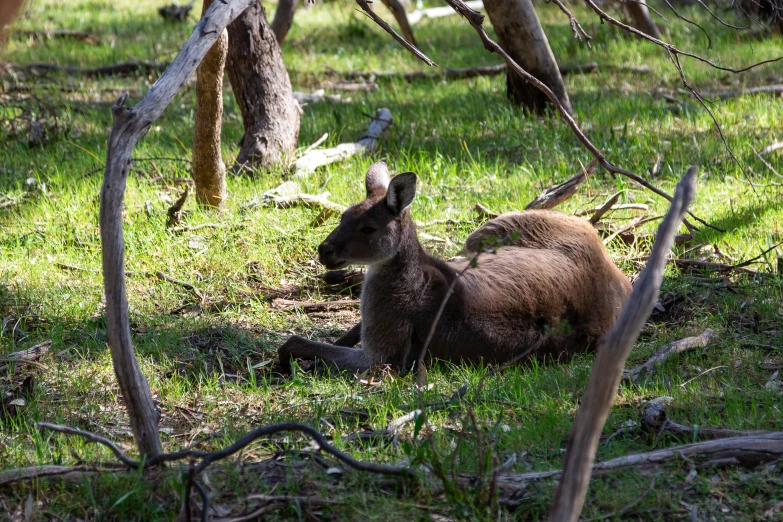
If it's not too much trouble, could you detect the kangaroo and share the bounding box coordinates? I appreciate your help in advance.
[278,162,632,374]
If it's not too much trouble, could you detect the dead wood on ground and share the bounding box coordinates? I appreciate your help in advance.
[526,159,598,210]
[641,399,771,440]
[623,329,715,383]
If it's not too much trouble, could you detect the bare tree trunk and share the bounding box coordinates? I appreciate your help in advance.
[192,0,228,207]
[271,0,297,44]
[226,0,300,172]
[623,0,661,39]
[380,0,417,46]
[99,0,256,459]
[482,0,572,115]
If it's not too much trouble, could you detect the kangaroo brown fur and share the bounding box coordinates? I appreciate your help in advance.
[278,162,632,374]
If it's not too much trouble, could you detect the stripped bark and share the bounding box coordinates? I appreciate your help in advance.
[226,0,300,171]
[550,167,697,522]
[290,108,392,177]
[0,465,106,487]
[100,0,256,458]
[192,0,228,207]
[482,0,572,114]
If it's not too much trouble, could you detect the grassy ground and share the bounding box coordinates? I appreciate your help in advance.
[1,0,783,519]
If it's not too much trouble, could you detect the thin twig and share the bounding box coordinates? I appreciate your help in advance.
[602,215,664,245]
[37,423,141,469]
[546,0,592,45]
[354,0,437,67]
[442,0,719,233]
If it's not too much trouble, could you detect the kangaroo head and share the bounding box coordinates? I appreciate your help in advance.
[318,162,418,270]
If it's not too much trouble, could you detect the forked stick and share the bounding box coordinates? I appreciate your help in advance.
[549,167,697,522]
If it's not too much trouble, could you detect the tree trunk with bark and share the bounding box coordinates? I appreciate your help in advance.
[623,0,661,39]
[226,0,300,172]
[482,0,572,115]
[271,0,297,44]
[192,0,228,207]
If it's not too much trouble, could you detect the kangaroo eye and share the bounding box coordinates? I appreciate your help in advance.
[360,226,377,235]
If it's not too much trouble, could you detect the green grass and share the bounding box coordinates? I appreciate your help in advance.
[2,0,783,519]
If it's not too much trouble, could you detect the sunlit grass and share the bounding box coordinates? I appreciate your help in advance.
[1,0,782,519]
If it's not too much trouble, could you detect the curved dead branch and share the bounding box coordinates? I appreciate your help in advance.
[355,0,436,67]
[441,0,717,231]
[99,0,257,458]
[549,167,697,522]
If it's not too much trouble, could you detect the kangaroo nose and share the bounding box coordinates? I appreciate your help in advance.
[318,242,334,257]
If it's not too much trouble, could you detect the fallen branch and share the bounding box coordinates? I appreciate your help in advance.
[484,432,783,489]
[263,194,345,215]
[264,193,346,227]
[329,62,648,83]
[622,329,715,383]
[271,298,360,312]
[641,400,770,440]
[0,340,51,372]
[551,168,696,522]
[289,108,392,178]
[760,141,783,156]
[602,214,663,245]
[37,423,141,468]
[14,61,167,78]
[526,159,598,210]
[752,147,783,180]
[17,29,100,44]
[710,84,783,99]
[343,385,467,445]
[322,81,378,92]
[664,241,783,274]
[293,90,345,105]
[154,271,200,296]
[585,193,621,224]
[0,465,110,487]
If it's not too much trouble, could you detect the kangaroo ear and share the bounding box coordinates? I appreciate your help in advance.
[365,162,391,197]
[386,172,417,215]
